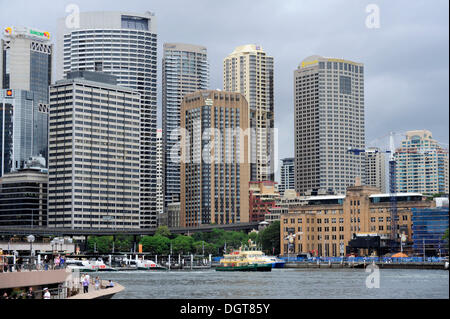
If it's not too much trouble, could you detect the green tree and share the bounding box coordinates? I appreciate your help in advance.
[87,236,113,253]
[258,221,281,256]
[140,235,171,255]
[155,226,172,238]
[171,235,195,255]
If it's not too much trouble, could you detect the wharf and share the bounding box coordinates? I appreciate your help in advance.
[284,262,447,270]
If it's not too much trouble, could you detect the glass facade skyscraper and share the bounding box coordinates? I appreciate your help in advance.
[0,26,52,174]
[280,158,295,196]
[57,12,158,228]
[162,43,209,209]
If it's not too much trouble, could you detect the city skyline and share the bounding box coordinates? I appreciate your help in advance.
[2,0,448,183]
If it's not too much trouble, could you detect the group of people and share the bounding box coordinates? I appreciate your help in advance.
[79,274,114,293]
[1,287,36,299]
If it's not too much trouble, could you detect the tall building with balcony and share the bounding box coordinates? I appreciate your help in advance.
[56,11,158,228]
[0,26,52,173]
[180,91,250,227]
[280,158,295,196]
[365,148,386,193]
[394,130,449,195]
[294,55,366,195]
[224,44,274,182]
[48,71,141,229]
[162,43,209,208]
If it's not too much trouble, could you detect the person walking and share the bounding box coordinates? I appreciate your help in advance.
[82,275,89,293]
[95,277,100,291]
[54,255,60,269]
[60,256,65,269]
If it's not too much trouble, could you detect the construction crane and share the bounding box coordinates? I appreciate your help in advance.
[348,132,400,251]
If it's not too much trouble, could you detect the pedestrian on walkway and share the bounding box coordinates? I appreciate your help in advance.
[54,255,60,269]
[82,275,89,293]
[95,277,100,290]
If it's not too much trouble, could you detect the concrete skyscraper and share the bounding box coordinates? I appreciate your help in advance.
[0,26,52,175]
[224,44,274,182]
[162,43,209,208]
[180,91,250,227]
[294,55,365,195]
[48,71,141,229]
[56,12,158,228]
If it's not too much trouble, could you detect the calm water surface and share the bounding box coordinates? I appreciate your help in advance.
[103,268,449,299]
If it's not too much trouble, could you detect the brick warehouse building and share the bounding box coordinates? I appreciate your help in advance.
[280,183,435,257]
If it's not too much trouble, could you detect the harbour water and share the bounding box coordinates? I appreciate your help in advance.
[102,268,449,299]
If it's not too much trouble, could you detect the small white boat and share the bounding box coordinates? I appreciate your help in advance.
[122,257,166,270]
[66,259,98,273]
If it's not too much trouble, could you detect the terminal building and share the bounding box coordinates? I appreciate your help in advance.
[280,181,435,257]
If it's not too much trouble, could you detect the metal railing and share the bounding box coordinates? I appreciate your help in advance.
[278,256,448,263]
[1,262,68,273]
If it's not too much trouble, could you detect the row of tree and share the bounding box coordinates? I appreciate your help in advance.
[87,222,281,256]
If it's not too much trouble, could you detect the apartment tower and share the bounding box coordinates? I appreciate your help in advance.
[394,130,449,195]
[162,43,209,208]
[224,44,274,182]
[365,148,386,193]
[180,91,250,227]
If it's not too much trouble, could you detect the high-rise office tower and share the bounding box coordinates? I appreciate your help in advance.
[156,129,164,218]
[365,148,386,193]
[162,43,209,208]
[57,12,158,228]
[280,157,295,196]
[294,55,365,195]
[224,44,274,182]
[394,130,449,195]
[180,91,250,227]
[48,71,141,229]
[0,26,52,174]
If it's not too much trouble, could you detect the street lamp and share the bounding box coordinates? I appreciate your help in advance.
[27,235,35,257]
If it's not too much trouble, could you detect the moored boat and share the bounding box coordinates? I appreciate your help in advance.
[216,241,273,272]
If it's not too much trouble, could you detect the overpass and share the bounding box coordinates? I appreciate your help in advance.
[0,223,261,238]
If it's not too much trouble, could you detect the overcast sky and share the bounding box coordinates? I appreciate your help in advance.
[1,0,448,178]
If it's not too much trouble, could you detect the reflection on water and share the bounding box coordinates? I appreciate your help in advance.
[101,269,449,299]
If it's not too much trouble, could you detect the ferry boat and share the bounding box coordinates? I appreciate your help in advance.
[66,259,98,273]
[216,242,273,272]
[121,257,166,271]
[66,259,117,272]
